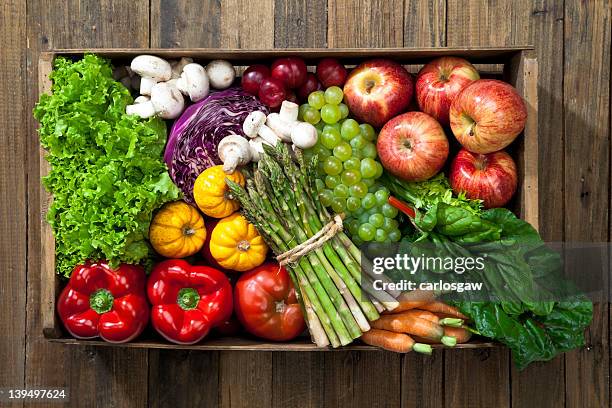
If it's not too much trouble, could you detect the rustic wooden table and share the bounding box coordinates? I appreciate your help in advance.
[1,1,610,407]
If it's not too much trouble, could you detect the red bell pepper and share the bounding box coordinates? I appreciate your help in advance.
[234,262,306,341]
[57,261,149,343]
[147,259,233,344]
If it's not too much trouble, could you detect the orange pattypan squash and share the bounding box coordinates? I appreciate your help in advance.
[193,165,245,218]
[209,213,268,272]
[149,201,206,258]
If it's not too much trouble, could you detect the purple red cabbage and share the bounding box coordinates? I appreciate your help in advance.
[165,87,268,202]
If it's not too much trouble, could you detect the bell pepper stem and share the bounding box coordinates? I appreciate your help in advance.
[90,288,114,314]
[177,288,200,310]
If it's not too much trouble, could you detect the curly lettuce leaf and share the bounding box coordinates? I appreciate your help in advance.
[34,54,180,277]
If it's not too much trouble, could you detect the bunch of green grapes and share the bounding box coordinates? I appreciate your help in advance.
[300,86,401,245]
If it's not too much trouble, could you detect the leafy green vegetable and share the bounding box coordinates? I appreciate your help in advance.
[384,172,592,369]
[34,54,180,277]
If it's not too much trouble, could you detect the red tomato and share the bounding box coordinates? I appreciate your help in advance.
[234,263,306,341]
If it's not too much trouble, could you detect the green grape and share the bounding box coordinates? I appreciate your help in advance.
[324,86,344,105]
[346,218,360,235]
[373,161,384,179]
[315,120,326,133]
[382,217,399,232]
[343,157,360,171]
[362,177,375,187]
[388,229,401,242]
[303,106,321,124]
[323,156,342,176]
[318,189,333,207]
[324,123,341,133]
[341,170,361,186]
[333,184,349,198]
[331,198,346,214]
[358,223,376,242]
[325,175,340,189]
[362,143,377,159]
[308,91,326,110]
[312,143,330,159]
[369,213,385,228]
[333,142,352,161]
[359,123,376,141]
[298,104,309,121]
[381,203,398,218]
[338,103,349,119]
[352,235,365,247]
[358,212,370,224]
[317,161,326,176]
[375,188,390,205]
[340,119,361,141]
[302,148,315,164]
[361,193,376,209]
[350,135,367,150]
[321,104,342,124]
[315,178,325,192]
[346,197,361,212]
[349,182,368,198]
[360,158,378,179]
[375,228,388,242]
[321,128,342,149]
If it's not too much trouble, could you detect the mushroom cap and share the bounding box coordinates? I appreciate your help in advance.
[130,55,172,81]
[218,135,252,173]
[206,60,236,90]
[176,63,210,102]
[243,111,267,138]
[150,82,185,119]
[291,122,318,149]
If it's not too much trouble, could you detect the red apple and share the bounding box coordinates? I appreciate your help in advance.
[343,59,413,128]
[297,73,322,101]
[416,57,480,126]
[258,77,287,108]
[316,58,348,87]
[449,148,517,209]
[377,112,449,182]
[450,79,527,154]
[271,57,307,89]
[241,64,270,95]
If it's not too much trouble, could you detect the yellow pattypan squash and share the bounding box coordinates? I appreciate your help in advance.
[209,213,268,272]
[193,165,245,218]
[149,201,206,258]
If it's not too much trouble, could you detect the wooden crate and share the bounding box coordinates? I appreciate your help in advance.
[38,47,538,351]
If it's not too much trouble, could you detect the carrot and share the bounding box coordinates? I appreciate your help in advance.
[443,326,472,344]
[361,329,432,354]
[383,290,437,314]
[371,312,444,341]
[402,309,439,323]
[420,301,468,320]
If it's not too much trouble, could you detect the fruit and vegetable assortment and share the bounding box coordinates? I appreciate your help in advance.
[36,52,591,369]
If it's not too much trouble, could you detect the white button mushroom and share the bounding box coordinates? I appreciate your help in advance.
[134,95,151,104]
[218,135,252,173]
[126,101,156,118]
[150,82,185,119]
[266,112,295,142]
[206,60,236,90]
[243,111,267,138]
[130,55,172,81]
[249,137,265,162]
[279,100,299,123]
[139,77,157,96]
[175,63,210,102]
[291,122,318,149]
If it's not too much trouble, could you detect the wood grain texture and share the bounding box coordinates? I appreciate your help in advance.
[511,3,567,407]
[219,351,273,408]
[220,0,275,48]
[151,0,221,48]
[25,2,150,407]
[403,0,446,47]
[401,352,444,408]
[274,0,327,47]
[272,353,325,408]
[563,1,611,408]
[0,0,27,401]
[327,0,404,47]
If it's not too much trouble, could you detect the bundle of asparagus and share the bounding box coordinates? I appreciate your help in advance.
[227,143,399,347]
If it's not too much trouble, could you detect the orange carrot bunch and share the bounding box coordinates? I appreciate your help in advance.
[360,292,473,353]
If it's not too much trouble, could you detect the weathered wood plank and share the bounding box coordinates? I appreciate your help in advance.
[327,0,404,48]
[563,1,611,407]
[272,353,325,408]
[403,0,446,47]
[401,352,444,408]
[219,351,273,408]
[0,0,27,403]
[25,2,150,407]
[151,0,221,48]
[149,350,220,408]
[274,0,327,48]
[511,2,567,407]
[220,0,275,49]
